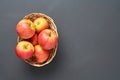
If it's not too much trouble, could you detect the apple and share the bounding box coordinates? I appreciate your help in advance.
[15,41,34,60]
[29,33,38,46]
[34,45,49,63]
[16,19,35,39]
[34,17,49,33]
[38,29,58,50]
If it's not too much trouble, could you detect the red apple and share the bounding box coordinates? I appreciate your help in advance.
[16,19,35,39]
[34,45,49,63]
[34,17,49,33]
[38,29,58,50]
[29,33,38,46]
[15,41,34,60]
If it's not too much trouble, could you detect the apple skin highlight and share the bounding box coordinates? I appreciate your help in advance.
[38,29,58,50]
[15,41,34,60]
[34,17,49,33]
[34,45,50,63]
[16,19,35,39]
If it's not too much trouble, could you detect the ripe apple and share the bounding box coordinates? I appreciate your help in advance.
[29,33,38,46]
[38,29,58,50]
[16,19,35,39]
[15,41,34,60]
[34,45,49,63]
[34,17,49,33]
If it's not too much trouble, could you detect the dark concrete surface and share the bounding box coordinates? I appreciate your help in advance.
[0,0,120,80]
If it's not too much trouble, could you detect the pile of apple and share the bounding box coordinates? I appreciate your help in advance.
[15,16,58,64]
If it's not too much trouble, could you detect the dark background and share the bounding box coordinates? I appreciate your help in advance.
[0,0,120,80]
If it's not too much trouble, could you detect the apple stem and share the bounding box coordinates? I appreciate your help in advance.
[37,22,40,25]
[48,32,51,37]
[29,23,33,28]
[24,44,29,49]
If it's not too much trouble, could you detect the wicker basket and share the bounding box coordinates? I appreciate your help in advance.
[17,13,58,67]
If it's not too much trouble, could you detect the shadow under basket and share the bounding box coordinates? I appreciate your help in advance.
[17,13,58,67]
